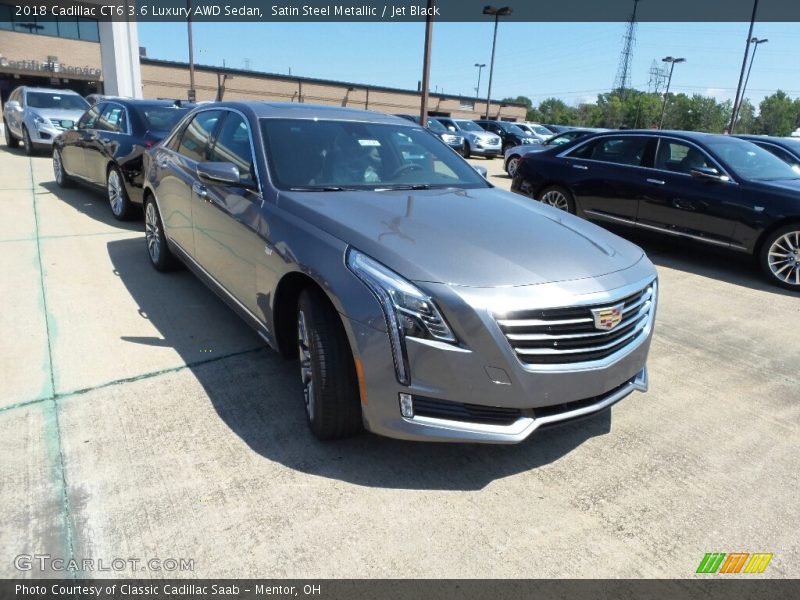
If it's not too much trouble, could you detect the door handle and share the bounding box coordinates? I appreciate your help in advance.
[572,164,588,170]
[646,178,665,185]
[192,181,208,199]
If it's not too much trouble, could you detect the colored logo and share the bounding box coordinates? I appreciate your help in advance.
[591,303,625,331]
[696,552,773,574]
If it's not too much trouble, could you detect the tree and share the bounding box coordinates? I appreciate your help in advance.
[756,91,800,136]
[536,98,575,125]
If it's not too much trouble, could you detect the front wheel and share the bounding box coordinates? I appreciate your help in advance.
[462,141,470,159]
[53,149,72,188]
[297,288,363,440]
[22,126,33,156]
[538,185,576,214]
[4,120,19,148]
[760,224,800,291]
[144,196,180,272]
[506,155,521,177]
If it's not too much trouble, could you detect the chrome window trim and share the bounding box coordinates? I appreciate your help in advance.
[209,108,265,195]
[651,135,735,182]
[99,101,132,135]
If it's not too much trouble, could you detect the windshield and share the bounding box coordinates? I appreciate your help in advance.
[532,124,553,136]
[547,132,580,146]
[455,120,484,132]
[502,123,527,136]
[261,119,489,191]
[426,118,447,133]
[26,92,89,111]
[138,106,191,133]
[706,138,800,181]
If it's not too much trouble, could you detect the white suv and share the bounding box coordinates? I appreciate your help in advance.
[3,87,89,155]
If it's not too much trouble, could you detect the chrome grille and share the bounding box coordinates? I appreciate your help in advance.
[495,282,656,366]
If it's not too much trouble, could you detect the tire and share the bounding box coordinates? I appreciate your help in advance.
[297,288,363,440]
[538,185,576,214]
[506,155,521,177]
[107,166,134,220]
[52,149,73,188]
[462,141,470,159]
[22,126,33,156]
[759,223,800,291]
[144,195,180,272]
[4,120,19,148]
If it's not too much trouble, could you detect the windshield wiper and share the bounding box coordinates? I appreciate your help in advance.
[288,186,360,192]
[373,184,434,191]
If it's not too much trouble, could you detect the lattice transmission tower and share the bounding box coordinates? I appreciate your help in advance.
[647,59,669,94]
[613,0,641,98]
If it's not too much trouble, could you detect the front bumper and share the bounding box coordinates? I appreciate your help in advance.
[469,144,502,156]
[342,266,656,443]
[28,123,66,146]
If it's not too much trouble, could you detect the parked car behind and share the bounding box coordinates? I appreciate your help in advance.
[53,99,195,220]
[504,128,607,176]
[433,117,502,158]
[519,122,556,142]
[512,129,800,290]
[474,119,538,152]
[142,102,657,442]
[734,135,800,171]
[3,87,89,155]
[395,114,465,153]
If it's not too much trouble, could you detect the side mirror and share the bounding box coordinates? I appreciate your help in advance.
[473,165,488,179]
[197,161,240,185]
[690,166,729,182]
[447,126,456,132]
[5,100,21,111]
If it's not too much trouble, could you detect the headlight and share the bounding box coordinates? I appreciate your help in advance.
[31,112,51,128]
[347,249,456,385]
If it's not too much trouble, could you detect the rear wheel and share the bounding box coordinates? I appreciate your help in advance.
[4,120,19,148]
[760,224,800,291]
[506,155,521,177]
[297,288,363,440]
[144,196,180,272]
[52,149,72,188]
[22,126,33,156]
[107,166,134,220]
[538,185,576,214]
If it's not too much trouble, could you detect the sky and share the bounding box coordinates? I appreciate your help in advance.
[137,20,800,109]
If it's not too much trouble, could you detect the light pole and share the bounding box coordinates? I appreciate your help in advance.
[474,63,486,97]
[733,37,768,131]
[658,56,685,130]
[729,0,760,133]
[419,0,434,125]
[187,0,196,101]
[482,5,512,119]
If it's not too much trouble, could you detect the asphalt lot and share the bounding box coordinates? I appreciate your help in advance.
[1,146,798,579]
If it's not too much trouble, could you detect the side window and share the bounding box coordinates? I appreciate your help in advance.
[568,136,648,167]
[757,143,799,168]
[209,112,256,184]
[96,104,127,133]
[176,110,223,162]
[78,105,102,130]
[654,140,711,174]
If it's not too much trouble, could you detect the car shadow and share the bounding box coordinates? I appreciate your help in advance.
[39,180,142,232]
[607,226,799,297]
[106,236,613,491]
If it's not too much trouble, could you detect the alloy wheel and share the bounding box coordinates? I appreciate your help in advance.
[540,189,570,211]
[145,202,161,264]
[108,170,124,216]
[297,310,315,420]
[507,157,519,177]
[767,230,800,287]
[53,151,63,184]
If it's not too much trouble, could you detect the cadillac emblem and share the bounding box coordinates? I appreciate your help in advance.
[590,303,625,331]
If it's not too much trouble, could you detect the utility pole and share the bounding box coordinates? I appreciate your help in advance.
[659,56,685,129]
[733,37,768,131]
[187,0,196,101]
[474,63,486,97]
[728,0,759,133]
[483,6,512,119]
[419,0,434,125]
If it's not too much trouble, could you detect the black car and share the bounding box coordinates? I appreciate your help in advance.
[394,114,465,153]
[504,128,608,176]
[474,120,537,152]
[511,130,800,290]
[52,99,195,220]
[734,135,800,171]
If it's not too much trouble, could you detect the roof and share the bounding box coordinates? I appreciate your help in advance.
[19,86,82,95]
[211,101,414,123]
[139,57,527,109]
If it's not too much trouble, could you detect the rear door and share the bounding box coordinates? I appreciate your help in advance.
[562,134,654,223]
[152,109,223,258]
[192,110,262,314]
[637,137,737,246]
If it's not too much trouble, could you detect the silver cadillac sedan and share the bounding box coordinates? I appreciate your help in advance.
[142,102,657,443]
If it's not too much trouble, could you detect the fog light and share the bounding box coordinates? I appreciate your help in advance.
[399,393,414,418]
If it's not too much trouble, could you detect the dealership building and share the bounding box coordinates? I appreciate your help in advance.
[0,6,526,120]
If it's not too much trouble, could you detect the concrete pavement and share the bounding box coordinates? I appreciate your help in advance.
[1,148,798,579]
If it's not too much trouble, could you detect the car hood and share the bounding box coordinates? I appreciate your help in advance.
[31,108,87,123]
[748,177,800,195]
[278,187,645,287]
